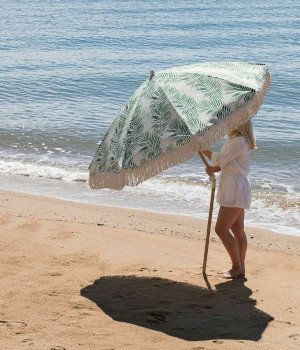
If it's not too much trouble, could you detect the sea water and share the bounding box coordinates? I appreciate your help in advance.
[0,0,299,235]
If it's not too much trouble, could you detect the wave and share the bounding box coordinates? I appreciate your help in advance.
[0,159,88,182]
[0,158,299,236]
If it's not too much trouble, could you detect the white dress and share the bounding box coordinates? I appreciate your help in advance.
[211,136,251,209]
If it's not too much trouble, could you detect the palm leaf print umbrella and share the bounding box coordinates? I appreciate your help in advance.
[89,62,270,190]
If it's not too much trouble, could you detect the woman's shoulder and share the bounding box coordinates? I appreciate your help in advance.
[228,135,247,142]
[226,136,250,150]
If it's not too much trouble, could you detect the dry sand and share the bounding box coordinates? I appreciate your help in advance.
[0,189,299,350]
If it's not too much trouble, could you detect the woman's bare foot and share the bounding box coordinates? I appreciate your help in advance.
[219,268,245,279]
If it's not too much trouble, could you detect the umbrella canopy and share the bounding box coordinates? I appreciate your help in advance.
[89,62,270,190]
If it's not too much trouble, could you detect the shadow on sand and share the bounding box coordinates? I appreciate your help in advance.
[80,275,273,341]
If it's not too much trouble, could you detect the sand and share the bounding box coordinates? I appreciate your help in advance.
[0,188,299,350]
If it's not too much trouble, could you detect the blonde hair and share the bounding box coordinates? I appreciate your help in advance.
[228,119,256,150]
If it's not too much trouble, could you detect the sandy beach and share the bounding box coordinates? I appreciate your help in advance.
[0,189,299,350]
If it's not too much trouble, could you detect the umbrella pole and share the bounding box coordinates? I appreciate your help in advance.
[198,152,216,276]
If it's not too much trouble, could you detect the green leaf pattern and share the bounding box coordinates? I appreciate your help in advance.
[90,62,268,174]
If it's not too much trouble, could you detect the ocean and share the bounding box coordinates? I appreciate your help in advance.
[0,0,299,235]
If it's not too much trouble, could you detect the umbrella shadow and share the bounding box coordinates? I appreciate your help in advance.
[80,275,273,341]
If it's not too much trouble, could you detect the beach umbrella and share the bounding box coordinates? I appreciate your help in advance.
[89,61,270,274]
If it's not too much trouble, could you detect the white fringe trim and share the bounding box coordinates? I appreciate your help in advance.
[89,71,270,190]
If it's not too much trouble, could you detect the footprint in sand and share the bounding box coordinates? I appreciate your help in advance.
[188,304,214,310]
[146,311,169,323]
[51,347,66,350]
[287,307,294,314]
[150,312,166,321]
[50,272,62,276]
[17,219,40,232]
[289,333,300,341]
[69,300,87,310]
[47,291,60,297]
[0,320,27,328]
[50,230,74,240]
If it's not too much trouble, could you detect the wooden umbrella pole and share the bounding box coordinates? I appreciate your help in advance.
[198,151,209,168]
[202,174,216,275]
[198,151,216,276]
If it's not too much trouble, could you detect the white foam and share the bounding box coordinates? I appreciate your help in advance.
[0,158,298,236]
[0,159,88,182]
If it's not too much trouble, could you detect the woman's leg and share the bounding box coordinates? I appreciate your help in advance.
[231,209,247,274]
[215,206,244,277]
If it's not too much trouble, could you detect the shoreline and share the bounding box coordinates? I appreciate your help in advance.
[1,187,300,257]
[0,172,299,237]
[0,189,299,349]
[1,187,300,249]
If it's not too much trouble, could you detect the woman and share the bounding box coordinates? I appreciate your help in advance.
[201,119,255,279]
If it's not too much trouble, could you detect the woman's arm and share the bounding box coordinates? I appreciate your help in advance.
[211,137,247,168]
[198,151,220,175]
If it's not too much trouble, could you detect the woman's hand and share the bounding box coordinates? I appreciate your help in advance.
[205,166,214,176]
[205,165,221,176]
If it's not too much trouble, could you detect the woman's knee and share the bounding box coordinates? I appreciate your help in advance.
[215,223,226,237]
[231,223,244,236]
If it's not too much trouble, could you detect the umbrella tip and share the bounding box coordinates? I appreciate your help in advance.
[149,70,155,80]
